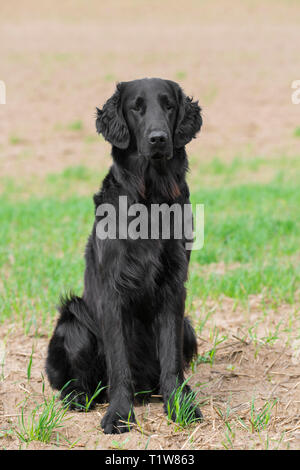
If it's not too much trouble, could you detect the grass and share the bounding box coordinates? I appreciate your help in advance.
[53,120,84,132]
[9,135,23,145]
[104,73,116,82]
[47,164,96,182]
[67,120,83,131]
[166,378,202,429]
[293,127,300,137]
[175,71,187,80]
[188,154,300,187]
[0,194,91,323]
[72,381,107,412]
[191,184,300,263]
[15,381,71,444]
[26,345,34,381]
[192,327,227,368]
[249,398,278,433]
[84,135,100,144]
[111,437,130,449]
[237,397,278,434]
[214,396,279,449]
[187,182,300,306]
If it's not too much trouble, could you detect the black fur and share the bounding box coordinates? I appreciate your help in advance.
[46,78,202,434]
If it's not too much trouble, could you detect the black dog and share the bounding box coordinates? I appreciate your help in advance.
[46,78,202,434]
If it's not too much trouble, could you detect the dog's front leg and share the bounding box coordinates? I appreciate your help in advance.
[99,296,135,434]
[158,296,185,402]
[158,293,202,422]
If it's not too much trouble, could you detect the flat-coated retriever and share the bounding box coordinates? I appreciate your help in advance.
[46,78,203,434]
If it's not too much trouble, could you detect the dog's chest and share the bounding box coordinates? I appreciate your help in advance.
[117,238,188,301]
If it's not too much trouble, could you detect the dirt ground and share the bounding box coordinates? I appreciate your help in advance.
[1,296,300,450]
[0,0,300,451]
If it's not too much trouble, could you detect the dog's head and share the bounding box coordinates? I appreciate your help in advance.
[96,78,202,163]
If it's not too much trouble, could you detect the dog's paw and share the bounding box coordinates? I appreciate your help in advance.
[101,403,135,434]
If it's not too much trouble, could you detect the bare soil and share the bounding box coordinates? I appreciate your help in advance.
[1,295,299,450]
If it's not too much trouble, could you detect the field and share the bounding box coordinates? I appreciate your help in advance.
[0,0,300,450]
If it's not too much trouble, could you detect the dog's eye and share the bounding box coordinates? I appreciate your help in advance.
[166,102,174,111]
[132,98,144,112]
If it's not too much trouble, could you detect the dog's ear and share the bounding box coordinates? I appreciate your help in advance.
[174,87,202,148]
[96,83,130,149]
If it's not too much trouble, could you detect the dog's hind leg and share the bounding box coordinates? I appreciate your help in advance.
[46,295,107,410]
[183,316,198,369]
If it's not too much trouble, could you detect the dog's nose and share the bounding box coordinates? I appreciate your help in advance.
[148,131,168,146]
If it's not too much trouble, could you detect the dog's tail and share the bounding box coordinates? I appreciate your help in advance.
[183,316,198,369]
[46,294,101,393]
[58,293,98,336]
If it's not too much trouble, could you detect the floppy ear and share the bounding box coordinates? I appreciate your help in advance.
[174,89,202,148]
[96,83,130,149]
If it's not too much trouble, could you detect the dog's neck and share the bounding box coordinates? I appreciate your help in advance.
[110,146,188,204]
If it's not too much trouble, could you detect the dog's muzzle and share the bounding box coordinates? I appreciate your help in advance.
[148,131,172,161]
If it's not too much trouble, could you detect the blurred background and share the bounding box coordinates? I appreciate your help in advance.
[1,0,300,178]
[0,0,300,450]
